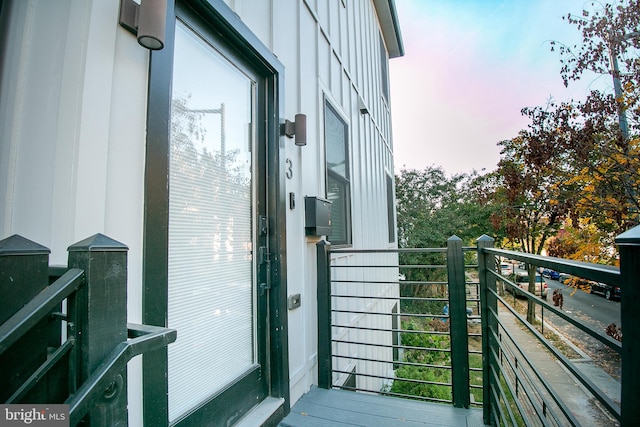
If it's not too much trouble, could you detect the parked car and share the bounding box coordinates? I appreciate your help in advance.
[558,273,572,285]
[500,263,513,277]
[541,269,560,280]
[507,272,548,300]
[589,282,621,300]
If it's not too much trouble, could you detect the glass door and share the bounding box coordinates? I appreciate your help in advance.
[166,19,267,424]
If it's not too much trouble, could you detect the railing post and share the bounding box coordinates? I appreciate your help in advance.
[447,235,470,408]
[316,240,332,389]
[67,234,128,425]
[0,235,52,402]
[476,234,495,425]
[615,225,640,427]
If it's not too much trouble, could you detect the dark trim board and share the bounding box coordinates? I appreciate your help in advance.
[142,0,289,425]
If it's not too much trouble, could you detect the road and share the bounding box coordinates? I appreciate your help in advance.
[544,278,621,331]
[541,276,622,382]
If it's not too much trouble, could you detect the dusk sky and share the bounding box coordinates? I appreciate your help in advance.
[389,0,608,175]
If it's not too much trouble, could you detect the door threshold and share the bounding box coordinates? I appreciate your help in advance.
[234,397,285,427]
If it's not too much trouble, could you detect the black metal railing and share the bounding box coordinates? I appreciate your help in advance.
[316,237,481,409]
[477,234,631,427]
[0,234,176,426]
[317,226,640,426]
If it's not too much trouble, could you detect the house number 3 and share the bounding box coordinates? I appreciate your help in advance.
[286,158,293,179]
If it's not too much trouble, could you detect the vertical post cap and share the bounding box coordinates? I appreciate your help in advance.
[0,235,50,256]
[616,225,640,245]
[68,234,129,252]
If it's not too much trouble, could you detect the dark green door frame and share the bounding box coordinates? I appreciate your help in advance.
[142,0,289,425]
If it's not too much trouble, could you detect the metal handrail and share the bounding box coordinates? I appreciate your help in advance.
[481,247,623,425]
[0,268,84,354]
[66,323,176,426]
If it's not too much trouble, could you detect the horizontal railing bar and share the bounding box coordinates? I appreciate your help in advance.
[489,277,621,353]
[487,313,571,422]
[6,338,75,403]
[331,309,448,320]
[331,279,447,286]
[333,369,451,388]
[331,294,447,303]
[399,265,447,269]
[0,269,84,355]
[483,247,621,286]
[490,299,620,420]
[330,264,451,269]
[330,265,402,269]
[332,323,450,336]
[491,280,620,352]
[332,339,450,353]
[332,353,452,370]
[330,279,402,285]
[489,362,522,427]
[489,339,565,426]
[330,248,447,254]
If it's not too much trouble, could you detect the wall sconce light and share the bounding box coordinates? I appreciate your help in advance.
[119,0,167,50]
[358,95,369,115]
[284,114,307,146]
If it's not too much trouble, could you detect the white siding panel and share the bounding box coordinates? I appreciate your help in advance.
[316,0,329,36]
[231,0,273,50]
[318,31,331,90]
[330,52,342,105]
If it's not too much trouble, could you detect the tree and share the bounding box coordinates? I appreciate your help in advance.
[550,0,640,233]
[492,103,574,256]
[547,219,619,265]
[396,166,498,249]
[395,166,498,314]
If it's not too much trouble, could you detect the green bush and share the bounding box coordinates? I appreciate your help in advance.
[391,365,452,400]
[390,321,453,399]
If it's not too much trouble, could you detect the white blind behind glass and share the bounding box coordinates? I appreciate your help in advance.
[167,22,255,422]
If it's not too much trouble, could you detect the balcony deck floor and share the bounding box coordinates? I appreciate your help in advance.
[279,387,487,427]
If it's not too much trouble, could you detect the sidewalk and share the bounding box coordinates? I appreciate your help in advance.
[498,311,620,426]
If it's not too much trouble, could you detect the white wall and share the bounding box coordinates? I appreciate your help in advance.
[0,1,149,424]
[228,0,399,405]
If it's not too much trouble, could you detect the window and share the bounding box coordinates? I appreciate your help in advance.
[386,173,395,243]
[380,35,389,102]
[325,101,351,245]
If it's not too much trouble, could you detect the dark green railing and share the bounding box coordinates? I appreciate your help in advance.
[0,234,176,426]
[317,226,640,426]
[316,237,482,408]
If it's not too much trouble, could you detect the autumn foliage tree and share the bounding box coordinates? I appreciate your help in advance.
[492,103,574,256]
[493,0,640,265]
[551,0,640,236]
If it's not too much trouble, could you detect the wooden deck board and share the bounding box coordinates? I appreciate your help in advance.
[279,387,487,427]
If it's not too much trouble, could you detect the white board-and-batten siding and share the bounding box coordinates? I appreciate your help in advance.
[0,0,400,421]
[232,0,399,404]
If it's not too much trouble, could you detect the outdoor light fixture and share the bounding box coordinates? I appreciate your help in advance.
[284,114,307,146]
[119,0,167,50]
[358,95,369,115]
